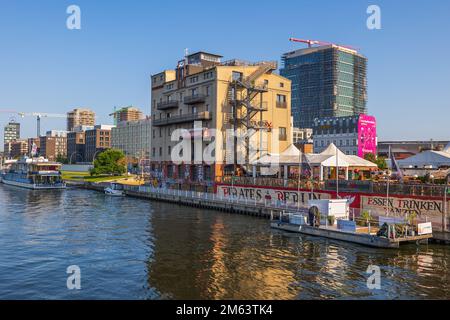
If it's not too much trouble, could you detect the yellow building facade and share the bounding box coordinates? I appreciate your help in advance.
[150,52,292,185]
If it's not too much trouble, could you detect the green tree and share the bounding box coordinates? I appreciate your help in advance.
[364,152,377,163]
[56,154,68,164]
[90,149,126,176]
[376,156,387,170]
[364,153,387,170]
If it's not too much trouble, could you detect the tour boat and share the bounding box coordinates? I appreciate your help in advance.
[0,157,66,190]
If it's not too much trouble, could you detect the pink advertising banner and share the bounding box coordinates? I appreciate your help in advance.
[358,114,377,158]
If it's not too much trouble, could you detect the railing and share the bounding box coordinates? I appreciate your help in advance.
[123,184,315,212]
[152,111,212,126]
[157,100,179,110]
[216,176,447,198]
[184,94,207,105]
[276,101,287,108]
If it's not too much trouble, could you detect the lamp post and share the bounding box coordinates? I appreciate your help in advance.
[444,175,449,232]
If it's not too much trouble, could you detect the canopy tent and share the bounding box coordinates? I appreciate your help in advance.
[444,142,450,154]
[304,143,377,181]
[256,144,303,177]
[398,149,450,169]
[254,143,377,180]
[256,144,302,166]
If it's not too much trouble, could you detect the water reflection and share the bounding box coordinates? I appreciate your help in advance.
[0,185,449,299]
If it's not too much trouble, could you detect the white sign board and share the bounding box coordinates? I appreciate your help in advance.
[418,222,433,235]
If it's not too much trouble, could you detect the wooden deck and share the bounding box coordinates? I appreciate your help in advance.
[271,222,432,249]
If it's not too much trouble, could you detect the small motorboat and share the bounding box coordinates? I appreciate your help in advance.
[104,183,125,197]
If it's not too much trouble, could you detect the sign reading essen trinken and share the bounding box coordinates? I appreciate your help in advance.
[361,196,449,217]
[217,185,331,206]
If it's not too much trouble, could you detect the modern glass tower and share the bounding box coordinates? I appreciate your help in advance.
[280,45,367,129]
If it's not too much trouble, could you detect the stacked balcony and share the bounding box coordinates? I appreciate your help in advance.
[152,111,212,127]
[157,100,179,110]
[183,94,207,105]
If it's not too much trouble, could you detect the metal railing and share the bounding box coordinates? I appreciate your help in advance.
[216,176,447,198]
[157,100,179,110]
[152,111,211,126]
[123,184,318,212]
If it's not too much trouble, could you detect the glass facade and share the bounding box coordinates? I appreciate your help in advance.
[280,46,367,128]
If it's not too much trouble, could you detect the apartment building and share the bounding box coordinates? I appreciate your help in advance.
[67,108,95,131]
[151,51,292,184]
[111,106,144,124]
[10,140,28,158]
[39,131,68,161]
[111,117,151,159]
[85,125,114,162]
[67,125,94,163]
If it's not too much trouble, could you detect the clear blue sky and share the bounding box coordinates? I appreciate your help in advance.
[0,0,449,145]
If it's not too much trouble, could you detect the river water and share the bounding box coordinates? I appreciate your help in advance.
[0,185,449,300]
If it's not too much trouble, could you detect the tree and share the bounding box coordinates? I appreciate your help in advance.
[364,152,377,163]
[56,154,68,164]
[90,149,126,176]
[376,156,387,170]
[364,153,387,170]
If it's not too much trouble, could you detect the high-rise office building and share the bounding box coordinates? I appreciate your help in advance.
[67,108,95,132]
[280,45,367,129]
[3,121,20,157]
[4,121,20,144]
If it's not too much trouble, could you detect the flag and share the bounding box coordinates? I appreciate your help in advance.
[391,153,404,181]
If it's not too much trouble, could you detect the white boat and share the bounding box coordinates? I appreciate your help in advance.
[1,157,66,190]
[104,183,125,196]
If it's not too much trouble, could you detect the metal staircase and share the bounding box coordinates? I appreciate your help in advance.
[227,61,276,173]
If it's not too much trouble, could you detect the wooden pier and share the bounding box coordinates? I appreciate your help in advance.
[271,222,432,249]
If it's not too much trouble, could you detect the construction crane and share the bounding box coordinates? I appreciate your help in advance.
[0,109,67,137]
[289,37,358,51]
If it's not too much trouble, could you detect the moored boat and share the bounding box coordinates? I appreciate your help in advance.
[104,182,125,196]
[0,157,66,190]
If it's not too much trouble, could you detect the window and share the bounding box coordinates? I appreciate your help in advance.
[279,82,284,88]
[168,146,171,155]
[159,128,162,137]
[205,86,210,96]
[152,148,155,157]
[189,76,199,83]
[279,127,287,141]
[232,71,242,81]
[159,147,162,156]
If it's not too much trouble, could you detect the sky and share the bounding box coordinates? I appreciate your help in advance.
[0,0,449,147]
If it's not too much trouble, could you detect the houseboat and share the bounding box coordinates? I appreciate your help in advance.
[0,157,66,190]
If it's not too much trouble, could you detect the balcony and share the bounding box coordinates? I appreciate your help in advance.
[157,100,179,110]
[183,94,207,105]
[152,111,212,127]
